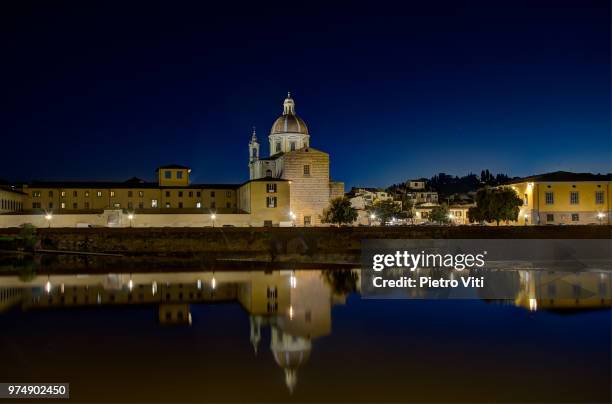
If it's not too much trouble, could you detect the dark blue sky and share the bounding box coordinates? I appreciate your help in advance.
[1,1,610,188]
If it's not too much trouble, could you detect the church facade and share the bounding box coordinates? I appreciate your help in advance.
[248,94,344,226]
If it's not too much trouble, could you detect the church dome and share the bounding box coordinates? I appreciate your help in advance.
[270,93,309,135]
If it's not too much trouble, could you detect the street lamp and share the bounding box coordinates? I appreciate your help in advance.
[369,213,376,226]
[524,213,529,226]
[597,212,605,224]
[127,213,134,227]
[447,213,455,225]
[289,211,297,226]
[211,213,216,227]
[44,212,53,228]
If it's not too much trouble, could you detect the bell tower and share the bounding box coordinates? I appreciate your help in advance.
[249,127,259,163]
[248,128,260,179]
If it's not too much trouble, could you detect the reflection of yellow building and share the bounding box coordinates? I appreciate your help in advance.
[0,269,357,393]
[515,270,611,312]
[505,171,611,225]
[159,303,192,325]
[0,287,23,312]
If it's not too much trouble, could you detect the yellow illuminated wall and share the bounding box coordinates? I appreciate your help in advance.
[509,180,611,225]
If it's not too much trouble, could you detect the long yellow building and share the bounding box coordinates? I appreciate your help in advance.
[1,164,291,227]
[507,171,611,225]
[0,185,25,214]
[23,165,245,214]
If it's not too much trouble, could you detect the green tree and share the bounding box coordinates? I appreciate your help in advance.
[18,223,38,250]
[370,199,405,226]
[320,197,358,225]
[468,187,523,225]
[429,203,451,224]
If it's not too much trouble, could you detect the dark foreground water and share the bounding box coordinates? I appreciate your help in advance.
[0,269,610,403]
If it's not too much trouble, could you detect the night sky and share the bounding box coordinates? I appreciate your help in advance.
[1,1,610,188]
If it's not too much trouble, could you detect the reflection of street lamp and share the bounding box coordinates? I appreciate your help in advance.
[597,212,605,225]
[211,213,216,227]
[290,271,297,289]
[45,212,53,228]
[529,298,537,312]
[127,213,134,227]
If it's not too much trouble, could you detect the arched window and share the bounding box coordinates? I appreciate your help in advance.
[252,148,257,157]
[266,169,272,177]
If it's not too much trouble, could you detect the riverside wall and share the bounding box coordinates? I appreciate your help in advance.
[0,226,609,258]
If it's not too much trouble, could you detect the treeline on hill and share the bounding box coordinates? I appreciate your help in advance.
[387,170,512,198]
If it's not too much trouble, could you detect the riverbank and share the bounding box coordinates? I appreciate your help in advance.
[0,225,609,257]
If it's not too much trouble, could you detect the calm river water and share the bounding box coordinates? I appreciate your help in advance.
[0,268,610,403]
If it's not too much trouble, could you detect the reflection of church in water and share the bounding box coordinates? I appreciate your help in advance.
[0,269,358,393]
[1,269,611,391]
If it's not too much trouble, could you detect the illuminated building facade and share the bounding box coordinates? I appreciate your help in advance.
[505,172,611,225]
[0,94,344,227]
[248,93,345,226]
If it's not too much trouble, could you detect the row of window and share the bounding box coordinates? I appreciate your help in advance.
[546,213,581,222]
[542,191,605,205]
[264,165,310,177]
[161,190,232,198]
[31,190,233,198]
[164,170,184,179]
[0,288,20,302]
[32,200,234,210]
[0,199,22,211]
[275,141,305,153]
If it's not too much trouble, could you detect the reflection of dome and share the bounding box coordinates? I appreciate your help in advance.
[270,93,309,135]
[270,326,312,394]
[272,347,311,369]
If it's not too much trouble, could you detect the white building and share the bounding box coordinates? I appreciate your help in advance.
[407,179,427,190]
[347,187,394,210]
[413,202,474,224]
[347,187,401,225]
[407,191,439,204]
